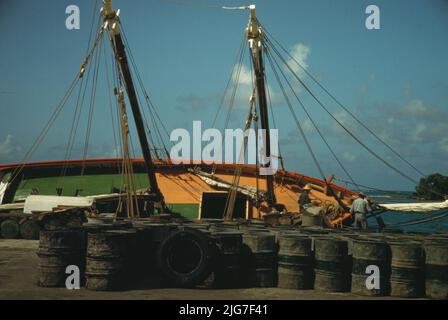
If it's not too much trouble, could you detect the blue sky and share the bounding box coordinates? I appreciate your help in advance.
[0,0,447,191]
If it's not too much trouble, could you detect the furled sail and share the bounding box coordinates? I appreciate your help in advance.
[378,200,448,212]
[189,168,266,200]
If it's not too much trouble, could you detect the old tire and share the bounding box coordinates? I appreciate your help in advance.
[20,220,40,240]
[156,229,215,287]
[1,219,20,239]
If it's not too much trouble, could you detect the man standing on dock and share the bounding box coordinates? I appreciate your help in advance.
[350,192,372,229]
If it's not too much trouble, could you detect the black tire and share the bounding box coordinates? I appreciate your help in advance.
[20,219,40,240]
[1,219,20,239]
[156,229,215,287]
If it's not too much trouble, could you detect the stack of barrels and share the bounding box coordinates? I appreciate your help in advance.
[351,238,390,296]
[207,230,243,288]
[424,237,448,299]
[35,219,448,298]
[85,229,137,291]
[277,233,313,289]
[242,232,277,287]
[389,241,424,298]
[313,236,351,292]
[37,229,86,287]
[132,222,172,287]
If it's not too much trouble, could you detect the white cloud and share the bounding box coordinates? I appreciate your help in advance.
[0,134,22,161]
[402,99,427,114]
[231,64,276,111]
[302,119,314,133]
[287,43,310,77]
[342,151,357,163]
[234,64,252,86]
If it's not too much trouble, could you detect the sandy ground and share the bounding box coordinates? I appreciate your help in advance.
[0,239,414,300]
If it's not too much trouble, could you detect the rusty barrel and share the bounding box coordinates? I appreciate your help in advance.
[242,231,277,287]
[277,234,313,289]
[1,219,20,239]
[204,230,243,288]
[351,238,390,296]
[37,229,86,287]
[389,240,424,298]
[313,236,350,292]
[85,229,137,291]
[424,240,448,299]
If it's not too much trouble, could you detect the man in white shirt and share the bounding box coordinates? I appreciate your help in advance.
[350,192,372,229]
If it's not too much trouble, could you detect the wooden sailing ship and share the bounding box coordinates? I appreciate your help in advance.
[1,2,445,239]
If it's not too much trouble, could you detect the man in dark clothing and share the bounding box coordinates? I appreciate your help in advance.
[298,185,312,212]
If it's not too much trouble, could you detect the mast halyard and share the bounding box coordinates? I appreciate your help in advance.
[117,88,138,218]
[246,5,276,207]
[101,0,165,210]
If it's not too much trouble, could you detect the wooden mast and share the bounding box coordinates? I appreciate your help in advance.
[101,0,165,209]
[247,5,276,207]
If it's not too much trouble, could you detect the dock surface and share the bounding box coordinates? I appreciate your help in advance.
[0,239,419,300]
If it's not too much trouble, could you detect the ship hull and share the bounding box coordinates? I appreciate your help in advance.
[0,158,356,220]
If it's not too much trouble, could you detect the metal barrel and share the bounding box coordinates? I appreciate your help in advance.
[37,229,86,287]
[183,223,211,231]
[242,231,277,287]
[132,225,164,288]
[204,230,243,288]
[210,222,240,233]
[389,240,425,298]
[277,234,313,290]
[300,226,329,235]
[424,241,448,299]
[313,236,351,292]
[85,229,137,291]
[1,219,20,239]
[238,222,269,232]
[20,219,40,240]
[336,233,361,257]
[351,238,390,296]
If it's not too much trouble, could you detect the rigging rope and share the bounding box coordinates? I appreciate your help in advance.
[264,48,327,182]
[81,34,103,178]
[384,209,448,228]
[266,44,349,210]
[120,22,171,156]
[211,32,247,174]
[211,32,247,129]
[264,41,361,192]
[266,38,420,185]
[259,22,427,179]
[6,24,106,188]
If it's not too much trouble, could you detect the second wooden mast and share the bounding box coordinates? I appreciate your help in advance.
[247,5,276,207]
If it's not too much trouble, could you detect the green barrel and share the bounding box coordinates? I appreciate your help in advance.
[1,219,20,239]
[277,234,313,289]
[313,236,350,292]
[85,229,137,291]
[37,229,86,287]
[424,241,448,299]
[351,238,390,296]
[242,231,277,287]
[389,241,424,298]
[20,219,40,240]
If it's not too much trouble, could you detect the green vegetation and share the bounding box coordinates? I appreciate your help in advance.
[414,173,448,200]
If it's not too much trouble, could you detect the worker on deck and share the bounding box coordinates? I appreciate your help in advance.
[298,185,312,212]
[350,192,372,229]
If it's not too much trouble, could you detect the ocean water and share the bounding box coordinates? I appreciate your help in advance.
[365,191,448,234]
